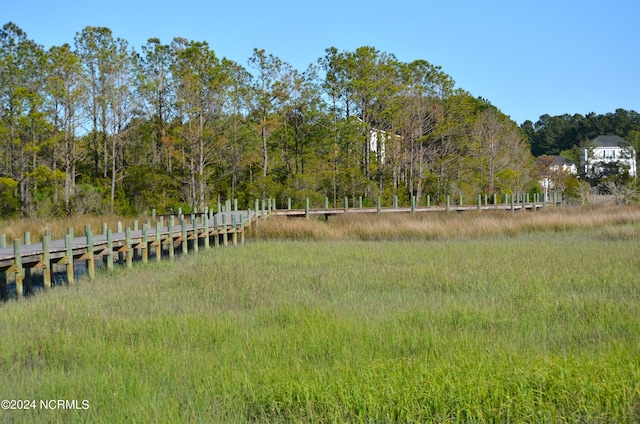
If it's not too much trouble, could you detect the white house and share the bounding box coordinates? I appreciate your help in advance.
[538,155,577,197]
[582,135,637,177]
[368,127,388,164]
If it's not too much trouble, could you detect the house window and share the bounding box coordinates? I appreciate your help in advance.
[604,150,615,159]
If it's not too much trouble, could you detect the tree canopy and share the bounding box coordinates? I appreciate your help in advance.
[1,22,538,217]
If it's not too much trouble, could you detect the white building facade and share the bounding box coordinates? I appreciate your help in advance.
[582,135,637,177]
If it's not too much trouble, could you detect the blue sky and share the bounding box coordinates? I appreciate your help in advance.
[4,0,639,125]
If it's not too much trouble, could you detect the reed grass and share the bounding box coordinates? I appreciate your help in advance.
[252,205,640,241]
[1,224,639,422]
[0,214,155,242]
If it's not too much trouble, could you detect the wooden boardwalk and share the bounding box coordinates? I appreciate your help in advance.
[272,202,548,218]
[0,210,255,300]
[0,194,558,301]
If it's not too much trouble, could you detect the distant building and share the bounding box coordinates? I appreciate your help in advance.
[549,155,578,175]
[582,135,637,177]
[537,155,577,196]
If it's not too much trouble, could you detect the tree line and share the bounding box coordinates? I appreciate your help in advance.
[1,22,535,218]
[521,109,640,161]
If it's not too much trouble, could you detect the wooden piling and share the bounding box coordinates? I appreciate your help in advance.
[85,226,95,279]
[203,215,210,249]
[105,229,114,271]
[192,218,199,253]
[142,224,149,264]
[14,239,23,299]
[213,215,219,247]
[232,215,238,245]
[168,216,175,260]
[181,219,188,255]
[155,222,162,262]
[65,234,74,284]
[125,228,133,269]
[42,233,51,289]
[23,232,32,295]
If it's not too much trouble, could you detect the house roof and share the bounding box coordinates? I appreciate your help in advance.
[551,156,575,166]
[592,135,628,148]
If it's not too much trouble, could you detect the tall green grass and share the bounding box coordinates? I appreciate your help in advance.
[1,228,639,421]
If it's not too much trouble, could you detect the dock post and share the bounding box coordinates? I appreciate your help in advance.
[287,198,291,210]
[240,217,245,245]
[222,214,228,246]
[377,196,381,213]
[142,224,149,264]
[427,195,430,208]
[412,196,416,214]
[105,229,114,271]
[42,233,51,289]
[125,228,133,269]
[168,215,175,260]
[0,271,6,301]
[234,198,238,211]
[65,234,74,284]
[85,225,95,279]
[344,197,348,213]
[446,195,451,212]
[14,239,23,299]
[0,234,6,248]
[181,219,188,255]
[213,215,219,247]
[305,198,310,219]
[359,196,363,209]
[203,215,210,249]
[192,217,199,253]
[231,215,237,245]
[477,194,482,210]
[23,232,31,295]
[393,195,398,208]
[155,222,162,262]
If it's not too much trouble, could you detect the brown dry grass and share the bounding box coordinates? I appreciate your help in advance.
[0,214,155,243]
[251,204,640,241]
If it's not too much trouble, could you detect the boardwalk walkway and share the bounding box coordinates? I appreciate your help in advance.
[0,194,557,301]
[0,210,254,300]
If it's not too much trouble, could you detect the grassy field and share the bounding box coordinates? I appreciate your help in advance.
[1,208,640,422]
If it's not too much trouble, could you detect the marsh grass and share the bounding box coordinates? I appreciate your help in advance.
[1,225,639,422]
[253,205,640,241]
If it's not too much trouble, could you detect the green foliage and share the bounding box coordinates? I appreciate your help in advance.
[1,229,639,422]
[0,177,20,217]
[524,109,640,156]
[9,21,636,219]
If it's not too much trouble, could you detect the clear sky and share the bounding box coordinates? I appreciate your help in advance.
[3,0,639,125]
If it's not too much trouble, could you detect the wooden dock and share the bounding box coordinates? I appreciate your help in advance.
[0,210,255,300]
[272,197,551,218]
[0,192,559,301]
